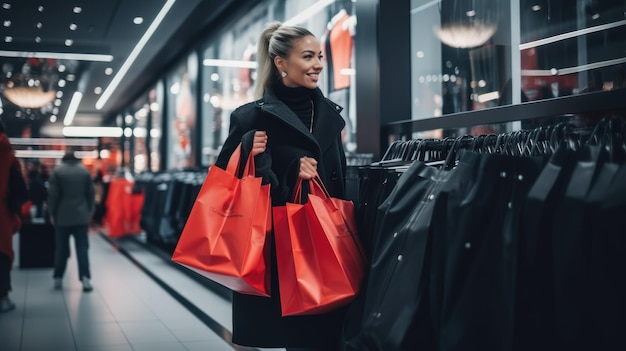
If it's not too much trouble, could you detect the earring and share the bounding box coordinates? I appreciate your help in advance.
[281,71,287,78]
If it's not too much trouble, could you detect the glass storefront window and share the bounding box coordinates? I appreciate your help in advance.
[200,0,359,166]
[410,0,626,122]
[166,54,199,169]
[149,81,163,172]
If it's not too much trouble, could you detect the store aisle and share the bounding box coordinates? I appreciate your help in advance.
[0,228,275,351]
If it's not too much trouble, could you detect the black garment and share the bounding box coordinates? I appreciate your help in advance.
[515,145,575,351]
[346,161,451,351]
[215,84,347,348]
[0,252,10,297]
[429,152,543,351]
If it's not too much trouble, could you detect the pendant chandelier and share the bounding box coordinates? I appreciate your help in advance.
[1,58,58,110]
[435,0,498,49]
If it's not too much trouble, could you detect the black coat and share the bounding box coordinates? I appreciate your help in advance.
[215,85,348,349]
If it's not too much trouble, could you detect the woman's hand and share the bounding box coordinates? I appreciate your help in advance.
[299,157,318,180]
[252,131,268,156]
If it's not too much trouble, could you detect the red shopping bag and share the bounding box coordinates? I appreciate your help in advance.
[273,177,366,316]
[172,144,271,296]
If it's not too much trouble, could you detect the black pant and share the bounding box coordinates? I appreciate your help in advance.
[0,252,11,297]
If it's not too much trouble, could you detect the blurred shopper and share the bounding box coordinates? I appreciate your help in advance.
[0,120,27,313]
[214,22,349,351]
[92,169,105,226]
[27,162,48,219]
[47,150,96,292]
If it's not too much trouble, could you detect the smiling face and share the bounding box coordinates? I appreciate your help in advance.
[274,35,323,89]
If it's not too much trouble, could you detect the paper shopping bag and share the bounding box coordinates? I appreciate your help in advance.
[172,144,271,296]
[273,177,366,316]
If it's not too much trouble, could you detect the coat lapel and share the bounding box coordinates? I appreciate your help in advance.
[258,87,345,155]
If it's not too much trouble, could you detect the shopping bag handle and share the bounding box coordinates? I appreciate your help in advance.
[292,176,331,204]
[225,143,255,178]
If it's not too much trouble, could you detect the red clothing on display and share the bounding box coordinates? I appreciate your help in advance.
[326,11,353,91]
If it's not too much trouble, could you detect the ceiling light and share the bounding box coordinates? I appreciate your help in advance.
[4,36,12,42]
[0,50,114,62]
[532,5,541,11]
[36,22,42,28]
[63,126,123,137]
[2,86,56,108]
[3,20,10,27]
[283,0,334,26]
[35,37,41,43]
[69,23,77,30]
[2,3,11,10]
[104,67,113,75]
[520,20,626,50]
[96,0,177,110]
[73,7,82,14]
[94,87,102,94]
[9,137,98,146]
[58,79,66,87]
[592,13,600,20]
[14,150,66,159]
[56,91,63,98]
[49,115,57,122]
[58,65,66,72]
[38,6,44,12]
[63,91,83,125]
[133,17,144,25]
[203,59,257,68]
[435,22,496,48]
[65,39,73,46]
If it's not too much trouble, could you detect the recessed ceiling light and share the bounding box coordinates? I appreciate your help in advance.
[592,13,600,20]
[4,36,12,42]
[65,39,73,46]
[105,67,113,75]
[73,6,82,14]
[58,64,66,73]
[35,36,41,43]
[58,79,66,87]
[94,87,102,94]
[133,17,144,25]
[50,115,57,122]
[38,6,44,12]
[2,3,11,10]
[69,23,77,30]
[36,22,42,28]
[56,89,64,97]
[66,74,76,81]
[532,5,541,11]
[3,20,10,27]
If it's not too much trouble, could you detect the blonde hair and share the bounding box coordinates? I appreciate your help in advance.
[254,21,315,99]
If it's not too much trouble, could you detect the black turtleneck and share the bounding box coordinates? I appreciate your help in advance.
[272,81,316,132]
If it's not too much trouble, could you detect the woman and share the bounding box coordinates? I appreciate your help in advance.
[214,22,348,350]
[0,120,27,313]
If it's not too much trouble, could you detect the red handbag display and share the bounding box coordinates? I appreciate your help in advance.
[171,144,271,297]
[273,177,366,316]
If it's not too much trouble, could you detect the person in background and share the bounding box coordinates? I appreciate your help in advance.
[47,150,96,292]
[214,21,348,351]
[0,120,27,313]
[27,162,48,218]
[92,169,105,226]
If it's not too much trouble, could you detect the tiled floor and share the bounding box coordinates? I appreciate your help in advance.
[0,228,285,351]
